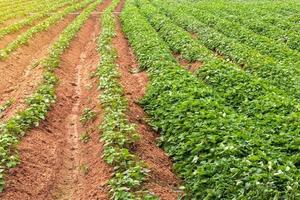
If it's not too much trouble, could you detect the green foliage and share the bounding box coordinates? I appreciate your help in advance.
[154,0,300,100]
[0,0,75,40]
[0,0,95,60]
[137,0,300,128]
[80,108,97,125]
[80,132,91,143]
[97,1,158,199]
[121,1,300,199]
[0,100,13,118]
[190,0,300,52]
[182,4,300,66]
[0,0,100,192]
[0,0,50,24]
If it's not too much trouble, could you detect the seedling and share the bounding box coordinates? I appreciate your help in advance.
[85,83,93,91]
[90,71,97,79]
[130,67,142,74]
[80,107,97,125]
[79,163,89,175]
[0,99,13,118]
[80,132,91,143]
[31,59,40,68]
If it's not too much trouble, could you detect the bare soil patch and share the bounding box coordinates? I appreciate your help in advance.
[173,53,203,73]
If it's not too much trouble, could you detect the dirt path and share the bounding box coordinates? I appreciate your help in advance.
[113,1,182,199]
[0,1,112,199]
[0,14,77,124]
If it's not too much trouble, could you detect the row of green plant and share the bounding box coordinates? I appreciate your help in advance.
[138,0,299,173]
[122,1,299,199]
[96,1,158,199]
[181,5,300,66]
[190,0,299,32]
[194,0,299,16]
[0,0,100,192]
[0,0,47,24]
[176,0,300,56]
[202,4,300,52]
[227,1,300,34]
[0,0,36,17]
[0,0,27,9]
[0,0,95,60]
[140,0,300,118]
[0,0,77,40]
[245,4,300,29]
[152,1,300,101]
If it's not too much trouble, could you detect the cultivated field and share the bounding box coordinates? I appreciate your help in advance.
[0,0,299,199]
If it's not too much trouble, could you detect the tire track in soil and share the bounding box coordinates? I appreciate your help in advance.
[0,1,112,200]
[0,14,77,124]
[113,1,182,199]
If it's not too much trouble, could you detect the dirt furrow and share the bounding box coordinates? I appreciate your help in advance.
[113,1,182,199]
[173,53,203,73]
[71,12,112,199]
[0,1,112,199]
[0,17,25,29]
[0,14,76,123]
[0,3,73,49]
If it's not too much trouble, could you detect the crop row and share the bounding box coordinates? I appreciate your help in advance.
[0,100,13,119]
[0,0,49,24]
[0,0,27,9]
[0,0,100,192]
[151,0,300,101]
[0,0,77,40]
[181,5,300,66]
[220,3,300,34]
[191,1,299,31]
[205,2,300,46]
[0,0,36,17]
[140,0,299,177]
[192,1,299,16]
[202,5,300,52]
[141,0,300,118]
[96,1,158,199]
[0,0,95,60]
[122,0,299,199]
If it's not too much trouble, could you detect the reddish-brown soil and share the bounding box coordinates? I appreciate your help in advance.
[173,53,203,72]
[0,17,25,29]
[191,32,198,39]
[0,1,112,199]
[0,14,77,123]
[0,2,74,48]
[113,1,182,199]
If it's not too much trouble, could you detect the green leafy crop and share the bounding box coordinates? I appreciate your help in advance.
[96,1,158,199]
[80,108,97,125]
[121,1,300,199]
